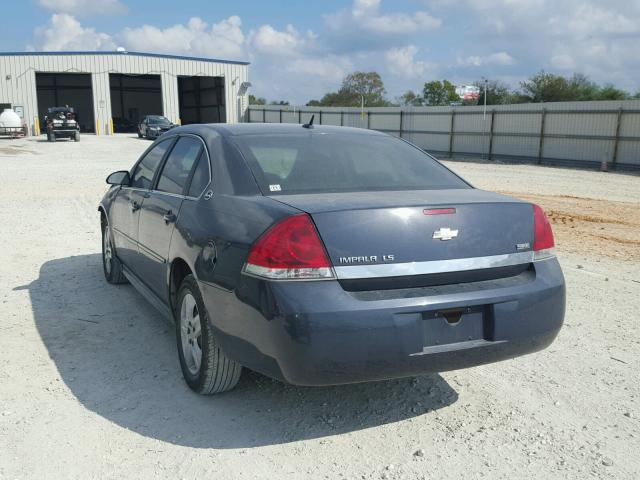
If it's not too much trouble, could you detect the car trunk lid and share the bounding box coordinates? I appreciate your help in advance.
[270,189,534,287]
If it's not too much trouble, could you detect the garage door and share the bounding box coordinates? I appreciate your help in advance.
[36,73,95,133]
[178,76,226,125]
[110,74,163,133]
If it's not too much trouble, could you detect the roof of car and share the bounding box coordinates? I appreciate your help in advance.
[173,123,388,138]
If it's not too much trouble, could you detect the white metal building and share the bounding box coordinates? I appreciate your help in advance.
[0,51,250,135]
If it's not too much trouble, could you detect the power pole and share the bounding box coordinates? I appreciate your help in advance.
[482,78,488,160]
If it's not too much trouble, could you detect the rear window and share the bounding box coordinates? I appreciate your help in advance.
[233,132,469,195]
[148,116,171,125]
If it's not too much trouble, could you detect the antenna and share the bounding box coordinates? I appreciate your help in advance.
[302,114,315,129]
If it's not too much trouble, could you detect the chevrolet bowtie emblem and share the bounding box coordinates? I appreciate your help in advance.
[432,227,459,241]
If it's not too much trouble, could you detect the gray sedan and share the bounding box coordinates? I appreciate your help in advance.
[99,123,565,394]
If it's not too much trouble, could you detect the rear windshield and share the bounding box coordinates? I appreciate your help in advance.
[233,132,469,195]
[149,116,171,125]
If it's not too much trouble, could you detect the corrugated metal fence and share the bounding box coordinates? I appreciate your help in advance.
[247,100,640,170]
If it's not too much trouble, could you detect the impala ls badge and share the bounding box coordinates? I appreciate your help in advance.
[433,227,459,241]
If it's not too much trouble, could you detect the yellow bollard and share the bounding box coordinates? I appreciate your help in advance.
[109,118,114,135]
[96,120,101,136]
[177,118,181,125]
[34,117,40,136]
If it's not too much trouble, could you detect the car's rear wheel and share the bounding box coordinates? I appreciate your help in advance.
[176,275,242,394]
[101,220,128,284]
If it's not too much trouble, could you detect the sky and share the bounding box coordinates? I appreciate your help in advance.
[4,0,640,104]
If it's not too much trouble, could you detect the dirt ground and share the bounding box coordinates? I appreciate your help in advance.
[0,135,639,480]
[501,193,640,262]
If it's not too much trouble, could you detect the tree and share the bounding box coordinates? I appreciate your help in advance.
[567,74,600,101]
[423,80,459,106]
[520,71,632,102]
[596,85,630,100]
[306,71,392,107]
[248,95,266,105]
[520,71,572,103]
[399,90,424,106]
[269,100,290,105]
[340,71,391,107]
[307,91,352,107]
[474,79,513,105]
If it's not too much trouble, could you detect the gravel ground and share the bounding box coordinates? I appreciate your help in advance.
[0,135,639,480]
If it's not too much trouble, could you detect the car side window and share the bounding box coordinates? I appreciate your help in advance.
[156,137,203,195]
[130,139,172,189]
[187,150,211,197]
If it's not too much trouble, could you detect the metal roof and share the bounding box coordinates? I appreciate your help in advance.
[0,50,250,66]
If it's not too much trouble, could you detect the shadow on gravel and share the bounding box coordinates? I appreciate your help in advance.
[22,254,458,448]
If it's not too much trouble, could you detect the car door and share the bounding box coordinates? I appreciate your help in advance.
[109,138,173,271]
[135,135,204,298]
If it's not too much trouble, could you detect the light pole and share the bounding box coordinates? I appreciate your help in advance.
[482,77,488,160]
[360,94,365,123]
[483,78,488,120]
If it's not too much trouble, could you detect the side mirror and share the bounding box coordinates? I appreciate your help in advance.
[106,170,130,185]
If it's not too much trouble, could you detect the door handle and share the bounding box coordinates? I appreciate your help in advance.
[163,211,177,224]
[130,200,141,212]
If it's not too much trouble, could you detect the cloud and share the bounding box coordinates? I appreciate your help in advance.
[352,0,380,18]
[119,16,246,60]
[32,14,116,51]
[37,0,127,16]
[28,0,640,103]
[325,0,441,52]
[550,54,575,70]
[560,4,640,37]
[458,51,515,67]
[429,0,640,91]
[249,24,311,57]
[385,45,433,78]
[286,56,353,83]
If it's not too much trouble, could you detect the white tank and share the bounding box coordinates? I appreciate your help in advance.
[0,109,21,129]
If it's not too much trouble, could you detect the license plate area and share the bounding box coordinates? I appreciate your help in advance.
[421,305,490,347]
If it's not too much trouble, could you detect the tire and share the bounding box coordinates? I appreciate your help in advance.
[176,274,242,394]
[74,131,80,142]
[101,219,128,284]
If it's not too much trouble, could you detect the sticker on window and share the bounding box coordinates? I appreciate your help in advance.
[269,184,282,192]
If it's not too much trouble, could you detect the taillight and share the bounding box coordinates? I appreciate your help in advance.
[244,214,334,280]
[533,204,555,260]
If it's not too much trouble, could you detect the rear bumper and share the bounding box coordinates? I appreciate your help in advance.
[200,258,565,386]
[50,129,78,135]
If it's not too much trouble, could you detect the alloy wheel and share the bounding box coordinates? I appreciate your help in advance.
[180,293,202,376]
[103,226,113,275]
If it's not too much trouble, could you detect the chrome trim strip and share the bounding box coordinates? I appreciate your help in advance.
[138,242,166,264]
[111,226,137,246]
[334,251,536,279]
